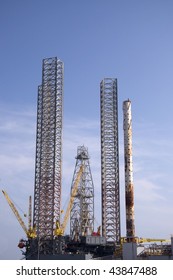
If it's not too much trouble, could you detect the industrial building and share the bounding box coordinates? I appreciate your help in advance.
[2,57,173,260]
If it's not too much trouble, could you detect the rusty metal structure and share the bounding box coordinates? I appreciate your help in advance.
[100,78,121,244]
[33,57,64,240]
[70,146,94,238]
[123,99,135,242]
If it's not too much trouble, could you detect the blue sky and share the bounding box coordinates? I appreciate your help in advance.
[0,0,173,259]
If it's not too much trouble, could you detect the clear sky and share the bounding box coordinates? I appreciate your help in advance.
[0,0,173,259]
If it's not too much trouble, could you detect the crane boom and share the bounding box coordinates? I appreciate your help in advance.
[2,190,28,235]
[61,165,84,232]
[54,165,84,236]
[121,236,170,244]
[2,190,37,239]
[138,238,170,243]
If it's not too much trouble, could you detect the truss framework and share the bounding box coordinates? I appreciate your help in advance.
[33,57,64,239]
[70,146,94,238]
[100,78,120,243]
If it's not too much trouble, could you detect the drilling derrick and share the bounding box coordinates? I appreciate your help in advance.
[70,146,94,238]
[123,100,135,242]
[33,57,64,241]
[100,78,120,244]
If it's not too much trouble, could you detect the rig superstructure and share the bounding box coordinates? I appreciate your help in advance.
[2,57,173,260]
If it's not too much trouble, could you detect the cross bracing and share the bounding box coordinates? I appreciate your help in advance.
[33,57,64,239]
[100,78,121,244]
[70,146,94,238]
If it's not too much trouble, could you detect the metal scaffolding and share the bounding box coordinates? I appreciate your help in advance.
[70,146,94,238]
[100,78,120,243]
[123,100,135,241]
[33,57,64,239]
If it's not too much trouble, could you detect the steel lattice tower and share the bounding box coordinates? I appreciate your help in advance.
[100,78,121,243]
[70,146,94,238]
[33,57,64,239]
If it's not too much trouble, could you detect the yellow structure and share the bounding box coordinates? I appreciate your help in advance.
[2,190,36,239]
[54,165,84,236]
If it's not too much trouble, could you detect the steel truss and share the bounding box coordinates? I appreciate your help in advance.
[33,57,64,239]
[100,78,120,243]
[70,146,94,238]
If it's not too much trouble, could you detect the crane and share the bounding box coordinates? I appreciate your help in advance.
[54,165,84,236]
[138,238,170,244]
[2,190,36,239]
[121,236,170,244]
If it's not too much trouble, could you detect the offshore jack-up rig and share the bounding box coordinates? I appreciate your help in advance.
[2,57,173,260]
